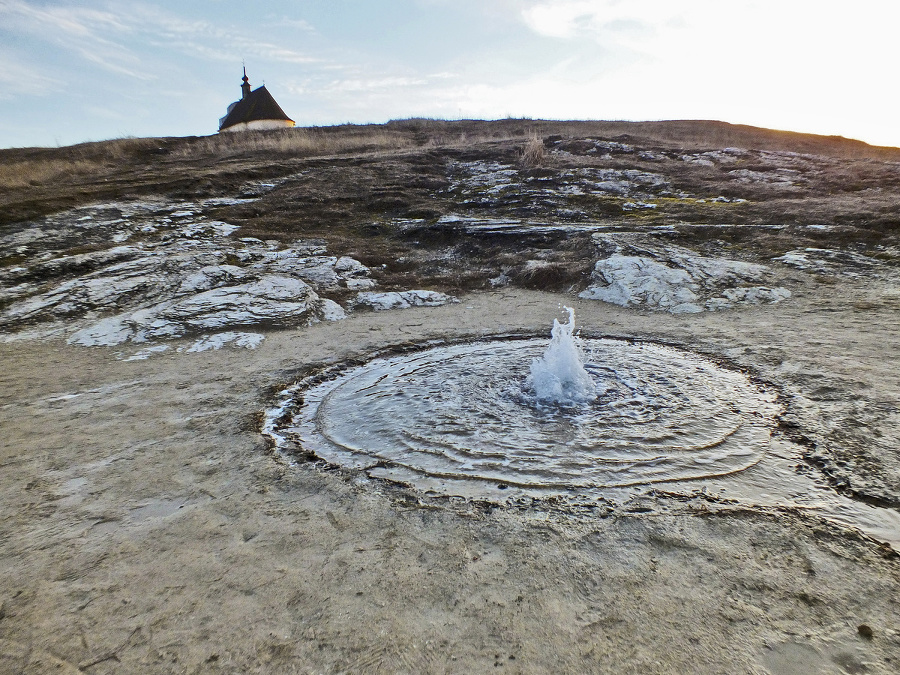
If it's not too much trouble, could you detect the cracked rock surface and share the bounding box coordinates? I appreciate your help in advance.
[579,234,792,312]
[0,198,457,349]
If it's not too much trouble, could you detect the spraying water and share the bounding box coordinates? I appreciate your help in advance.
[528,307,596,405]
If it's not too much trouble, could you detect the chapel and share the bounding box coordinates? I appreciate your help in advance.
[218,68,295,132]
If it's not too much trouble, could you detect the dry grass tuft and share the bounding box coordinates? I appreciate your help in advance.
[519,136,547,167]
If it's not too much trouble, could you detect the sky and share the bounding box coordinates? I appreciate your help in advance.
[1,0,899,149]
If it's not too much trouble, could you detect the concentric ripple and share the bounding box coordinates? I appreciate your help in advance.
[276,338,780,492]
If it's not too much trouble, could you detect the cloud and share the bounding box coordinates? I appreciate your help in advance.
[0,51,62,98]
[287,68,455,100]
[271,17,316,33]
[521,1,598,38]
[0,0,153,79]
[520,0,666,39]
[515,0,900,99]
[322,76,432,94]
[0,0,322,79]
[119,3,322,66]
[0,0,132,37]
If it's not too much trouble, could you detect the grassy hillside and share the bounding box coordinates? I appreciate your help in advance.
[2,118,898,295]
[2,119,899,224]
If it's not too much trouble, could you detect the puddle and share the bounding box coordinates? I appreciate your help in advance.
[280,338,776,489]
[266,335,900,550]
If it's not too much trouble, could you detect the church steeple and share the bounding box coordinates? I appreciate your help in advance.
[241,66,251,100]
[219,64,295,132]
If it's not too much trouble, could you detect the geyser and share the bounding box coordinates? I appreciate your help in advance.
[528,306,596,405]
[271,310,779,497]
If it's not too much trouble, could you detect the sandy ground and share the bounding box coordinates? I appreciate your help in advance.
[2,283,900,674]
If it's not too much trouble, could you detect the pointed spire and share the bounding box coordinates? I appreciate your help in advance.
[241,65,251,100]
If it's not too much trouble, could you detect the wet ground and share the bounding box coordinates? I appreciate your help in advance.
[270,336,780,493]
[2,121,899,673]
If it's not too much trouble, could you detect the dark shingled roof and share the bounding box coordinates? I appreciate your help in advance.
[218,85,294,131]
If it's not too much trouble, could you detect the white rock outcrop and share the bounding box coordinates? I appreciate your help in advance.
[69,275,328,346]
[1,198,470,350]
[0,199,381,347]
[579,237,791,313]
[185,332,265,353]
[579,255,703,313]
[352,290,459,311]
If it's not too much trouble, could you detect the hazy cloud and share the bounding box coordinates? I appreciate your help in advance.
[120,3,322,67]
[520,1,667,39]
[0,1,158,79]
[322,75,440,94]
[0,51,62,98]
[0,0,133,37]
[272,17,316,32]
[0,1,321,75]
